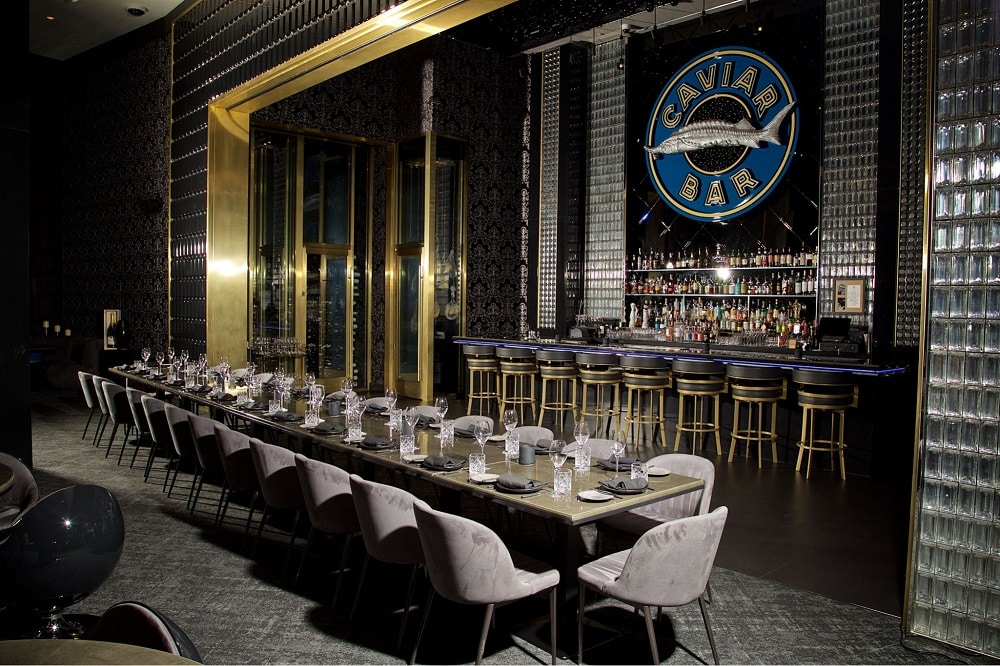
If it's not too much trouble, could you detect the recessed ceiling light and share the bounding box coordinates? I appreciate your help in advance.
[125,5,148,16]
[45,15,56,20]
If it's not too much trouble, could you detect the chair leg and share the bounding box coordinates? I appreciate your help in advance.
[283,510,302,578]
[549,587,558,665]
[331,534,353,608]
[241,491,259,551]
[577,581,586,666]
[699,595,720,665]
[475,603,495,665]
[397,563,419,651]
[409,587,435,665]
[253,506,270,555]
[295,525,316,585]
[350,554,371,620]
[82,409,95,440]
[105,423,119,457]
[642,605,659,665]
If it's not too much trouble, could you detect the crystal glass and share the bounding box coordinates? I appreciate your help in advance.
[553,469,572,498]
[140,347,151,369]
[631,462,649,482]
[403,407,420,437]
[550,439,567,470]
[304,371,316,388]
[574,445,592,471]
[502,409,518,433]
[155,350,165,370]
[473,419,492,454]
[400,434,416,456]
[434,396,449,424]
[180,349,189,368]
[573,420,591,450]
[388,408,402,431]
[385,387,398,410]
[438,420,455,452]
[610,436,627,478]
[347,413,363,440]
[469,452,487,478]
[304,407,320,428]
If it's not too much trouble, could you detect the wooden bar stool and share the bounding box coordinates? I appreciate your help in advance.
[672,359,727,456]
[620,356,672,450]
[726,365,786,467]
[463,345,499,416]
[793,369,858,479]
[535,349,578,432]
[496,346,538,426]
[576,352,621,438]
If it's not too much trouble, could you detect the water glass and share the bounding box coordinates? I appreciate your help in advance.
[268,398,281,414]
[469,452,487,477]
[185,368,196,388]
[347,413,363,440]
[504,432,520,462]
[439,420,455,446]
[574,445,592,470]
[553,469,572,498]
[388,408,402,430]
[631,462,649,482]
[400,434,416,456]
[304,407,320,428]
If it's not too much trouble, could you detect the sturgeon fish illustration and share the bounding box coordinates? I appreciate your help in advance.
[644,102,795,158]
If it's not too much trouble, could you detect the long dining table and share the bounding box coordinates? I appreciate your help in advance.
[108,366,703,599]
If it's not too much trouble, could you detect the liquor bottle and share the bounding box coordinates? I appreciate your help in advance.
[106,319,117,349]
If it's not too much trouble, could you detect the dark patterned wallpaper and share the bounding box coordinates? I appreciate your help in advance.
[60,37,172,353]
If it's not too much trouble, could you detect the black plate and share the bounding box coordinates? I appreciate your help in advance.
[495,483,546,494]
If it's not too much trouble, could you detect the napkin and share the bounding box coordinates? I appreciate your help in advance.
[596,457,639,471]
[366,404,387,415]
[271,411,301,422]
[149,373,168,380]
[244,400,268,411]
[167,379,185,387]
[313,421,345,435]
[422,455,465,471]
[496,474,545,491]
[214,393,236,403]
[454,427,476,438]
[599,477,648,493]
[534,439,553,451]
[290,387,311,399]
[417,415,435,427]
[359,436,392,450]
[189,385,211,394]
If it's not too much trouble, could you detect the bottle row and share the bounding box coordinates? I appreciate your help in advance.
[629,244,817,271]
[625,270,817,296]
[623,297,814,343]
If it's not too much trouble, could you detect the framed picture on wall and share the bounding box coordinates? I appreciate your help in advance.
[834,279,865,314]
[103,309,120,350]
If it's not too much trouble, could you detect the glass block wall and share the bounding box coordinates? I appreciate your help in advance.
[537,49,561,329]
[908,0,1000,656]
[584,39,626,321]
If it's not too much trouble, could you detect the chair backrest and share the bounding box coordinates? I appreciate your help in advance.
[294,455,360,536]
[92,376,110,416]
[412,405,438,419]
[140,395,170,449]
[103,382,134,426]
[452,415,494,432]
[90,601,202,662]
[511,426,554,445]
[364,396,391,409]
[413,501,539,605]
[163,403,197,459]
[214,424,259,493]
[248,439,305,511]
[609,506,728,608]
[583,438,616,460]
[0,485,125,614]
[78,371,97,409]
[0,453,39,531]
[188,412,224,472]
[348,474,423,566]
[634,453,715,520]
[125,387,150,435]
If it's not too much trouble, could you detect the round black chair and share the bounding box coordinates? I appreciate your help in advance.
[0,484,125,638]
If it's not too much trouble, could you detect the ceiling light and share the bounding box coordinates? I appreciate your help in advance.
[125,5,148,17]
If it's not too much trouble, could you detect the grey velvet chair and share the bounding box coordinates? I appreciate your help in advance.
[581,437,616,460]
[410,501,560,666]
[596,453,715,540]
[248,439,307,575]
[294,455,360,604]
[577,506,729,665]
[452,415,495,433]
[348,474,425,651]
[78,371,99,440]
[90,376,111,448]
[0,453,40,532]
[90,601,202,662]
[188,412,226,516]
[120,386,153,468]
[164,403,199,498]
[102,382,136,461]
[214,424,262,542]
[140,395,172,483]
[510,425,554,445]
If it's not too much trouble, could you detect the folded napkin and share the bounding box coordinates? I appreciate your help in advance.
[271,411,301,422]
[599,477,648,493]
[290,388,311,399]
[422,455,465,471]
[244,400,268,411]
[454,427,476,438]
[313,421,345,435]
[189,385,211,394]
[417,415,435,426]
[496,474,545,491]
[149,373,168,380]
[366,404,387,415]
[116,364,130,370]
[167,379,185,387]
[213,393,236,403]
[534,439,554,451]
[596,457,639,471]
[359,436,392,450]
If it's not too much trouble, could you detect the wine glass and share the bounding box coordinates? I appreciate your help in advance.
[166,347,175,365]
[384,387,397,410]
[403,407,420,437]
[341,378,354,399]
[502,408,518,433]
[140,347,151,369]
[434,396,449,424]
[610,436,627,479]
[305,371,316,388]
[550,439,567,470]
[473,419,491,454]
[155,350,165,371]
[573,420,591,453]
[180,349,189,369]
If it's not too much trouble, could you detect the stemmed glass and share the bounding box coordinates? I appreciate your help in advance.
[166,347,176,367]
[155,350,165,372]
[573,420,591,453]
[180,349,189,370]
[403,407,420,437]
[384,388,397,410]
[305,371,316,388]
[434,396,449,425]
[610,434,627,479]
[502,408,518,434]
[140,347,151,369]
[550,439,568,471]
[473,419,491,455]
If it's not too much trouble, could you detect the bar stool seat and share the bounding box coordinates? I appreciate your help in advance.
[535,350,578,431]
[672,359,726,456]
[576,353,621,438]
[620,356,672,450]
[793,369,858,479]
[497,347,538,426]
[726,365,786,467]
[463,345,499,417]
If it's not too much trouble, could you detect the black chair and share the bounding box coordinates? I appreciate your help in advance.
[0,485,125,637]
[89,601,202,662]
[0,452,39,531]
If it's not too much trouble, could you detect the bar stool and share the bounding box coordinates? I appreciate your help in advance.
[463,345,499,416]
[793,369,858,479]
[535,349,578,431]
[620,356,672,450]
[497,346,538,426]
[672,359,727,456]
[726,365,787,467]
[576,352,621,438]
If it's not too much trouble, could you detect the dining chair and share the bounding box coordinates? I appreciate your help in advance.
[121,386,153,468]
[89,601,202,662]
[577,506,729,665]
[214,424,262,543]
[77,371,99,441]
[90,376,112,448]
[102,382,137,461]
[188,412,227,516]
[140,395,172,484]
[410,501,560,665]
[0,452,39,531]
[509,425,554,446]
[163,403,199,498]
[348,474,425,651]
[248,439,307,576]
[293,455,360,605]
[452,414,495,433]
[582,437,616,460]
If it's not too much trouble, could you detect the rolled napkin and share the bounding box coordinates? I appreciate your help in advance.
[359,436,392,450]
[271,411,301,422]
[599,477,649,493]
[454,427,476,438]
[214,393,236,403]
[313,421,345,435]
[495,474,545,492]
[596,457,639,471]
[534,439,553,452]
[421,455,465,471]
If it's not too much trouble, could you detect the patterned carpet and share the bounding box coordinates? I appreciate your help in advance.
[8,389,975,665]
